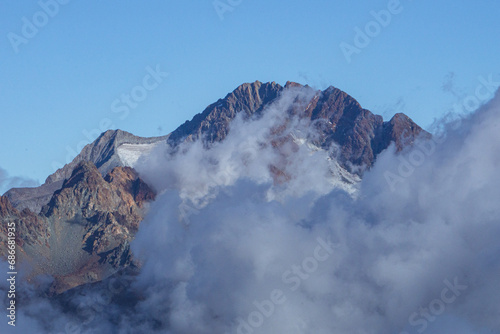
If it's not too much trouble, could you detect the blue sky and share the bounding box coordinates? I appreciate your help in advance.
[0,0,499,189]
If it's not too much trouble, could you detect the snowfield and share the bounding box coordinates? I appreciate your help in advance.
[117,142,165,168]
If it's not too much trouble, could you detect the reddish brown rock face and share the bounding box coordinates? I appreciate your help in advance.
[0,196,17,217]
[5,81,426,216]
[0,80,427,294]
[4,130,167,214]
[168,81,284,145]
[0,196,50,250]
[0,161,155,294]
[104,166,156,208]
[168,81,427,172]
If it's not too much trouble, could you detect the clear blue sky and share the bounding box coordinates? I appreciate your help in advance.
[0,0,499,188]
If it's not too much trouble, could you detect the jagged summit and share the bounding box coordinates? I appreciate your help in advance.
[5,81,425,213]
[5,130,168,213]
[45,129,169,185]
[168,80,425,169]
[168,81,284,144]
[0,80,428,294]
[1,160,155,294]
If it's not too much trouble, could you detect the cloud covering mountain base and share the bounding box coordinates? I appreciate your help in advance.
[2,88,500,334]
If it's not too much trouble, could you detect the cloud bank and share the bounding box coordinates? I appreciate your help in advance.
[2,87,500,334]
[0,168,39,195]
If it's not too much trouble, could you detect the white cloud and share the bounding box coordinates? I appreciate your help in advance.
[3,88,500,334]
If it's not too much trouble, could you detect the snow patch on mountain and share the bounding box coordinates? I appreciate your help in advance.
[291,131,360,195]
[117,142,165,167]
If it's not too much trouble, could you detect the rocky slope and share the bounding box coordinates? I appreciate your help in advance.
[168,81,426,171]
[4,130,167,213]
[0,80,427,293]
[0,161,155,294]
[5,81,425,214]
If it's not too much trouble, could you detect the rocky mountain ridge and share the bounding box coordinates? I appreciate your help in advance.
[5,81,425,214]
[5,130,167,213]
[168,81,425,170]
[0,80,427,293]
[0,162,155,294]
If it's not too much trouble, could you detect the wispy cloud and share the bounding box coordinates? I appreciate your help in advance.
[0,167,39,195]
[2,87,500,334]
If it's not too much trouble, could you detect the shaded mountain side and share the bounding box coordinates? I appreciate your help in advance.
[168,81,427,172]
[0,161,155,294]
[4,180,64,214]
[45,130,169,185]
[0,195,50,251]
[4,130,167,213]
[0,80,430,295]
[168,81,283,145]
[5,80,426,213]
[372,112,430,156]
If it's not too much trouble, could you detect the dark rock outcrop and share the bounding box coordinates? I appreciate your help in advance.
[0,195,50,251]
[5,130,167,213]
[1,80,428,294]
[168,81,283,145]
[45,130,168,185]
[0,161,155,294]
[6,81,425,213]
[168,81,426,172]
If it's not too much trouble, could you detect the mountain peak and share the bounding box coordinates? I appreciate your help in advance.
[168,81,284,145]
[0,80,430,296]
[284,81,303,89]
[167,81,426,171]
[5,129,167,214]
[234,80,262,90]
[44,130,168,186]
[5,81,427,214]
[61,160,103,189]
[27,161,156,293]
